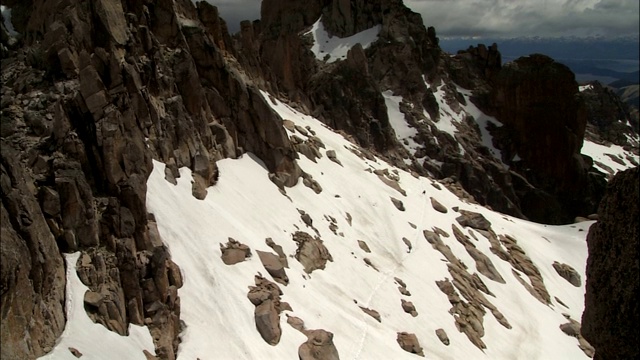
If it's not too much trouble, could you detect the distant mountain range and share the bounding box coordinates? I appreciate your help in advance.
[440,37,640,84]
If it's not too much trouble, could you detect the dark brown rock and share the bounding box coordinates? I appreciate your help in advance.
[396,332,424,357]
[582,167,639,360]
[298,329,341,360]
[401,299,418,317]
[1,143,66,359]
[430,197,448,213]
[220,238,252,265]
[257,250,289,286]
[455,210,491,231]
[247,275,284,346]
[359,306,381,322]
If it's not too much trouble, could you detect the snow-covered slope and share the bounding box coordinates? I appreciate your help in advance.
[41,85,637,359]
[144,94,594,359]
[39,253,156,360]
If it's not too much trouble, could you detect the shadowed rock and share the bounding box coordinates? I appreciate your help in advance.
[359,306,382,322]
[396,332,424,357]
[456,210,491,231]
[257,250,289,285]
[582,167,639,360]
[430,197,448,213]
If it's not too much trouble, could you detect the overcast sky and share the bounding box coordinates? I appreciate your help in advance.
[208,0,639,39]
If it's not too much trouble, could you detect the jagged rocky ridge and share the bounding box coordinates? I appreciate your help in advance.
[0,0,638,359]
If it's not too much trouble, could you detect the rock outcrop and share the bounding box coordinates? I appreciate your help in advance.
[1,0,303,358]
[487,54,606,223]
[220,238,252,265]
[292,231,333,273]
[286,315,341,360]
[396,332,424,357]
[247,274,290,345]
[582,167,639,360]
[1,142,66,359]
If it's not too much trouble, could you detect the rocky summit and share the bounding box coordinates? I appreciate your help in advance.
[1,0,638,359]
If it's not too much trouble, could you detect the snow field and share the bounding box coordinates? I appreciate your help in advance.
[305,17,381,63]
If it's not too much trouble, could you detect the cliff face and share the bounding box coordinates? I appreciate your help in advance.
[484,54,607,223]
[1,0,302,358]
[582,167,639,360]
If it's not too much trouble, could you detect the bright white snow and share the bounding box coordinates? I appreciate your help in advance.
[39,253,156,360]
[430,84,462,139]
[305,17,381,63]
[581,139,639,174]
[578,84,593,92]
[382,90,420,155]
[457,86,503,161]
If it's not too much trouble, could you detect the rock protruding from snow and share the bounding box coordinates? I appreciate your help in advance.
[257,251,289,285]
[286,315,340,360]
[247,275,288,345]
[552,261,582,287]
[396,332,424,357]
[299,329,341,360]
[390,197,405,211]
[401,299,418,317]
[266,238,289,268]
[357,240,371,253]
[359,306,382,322]
[559,317,595,358]
[499,234,551,304]
[220,238,252,265]
[293,231,333,273]
[455,210,492,231]
[430,197,448,213]
[435,328,450,346]
[451,225,505,283]
[374,169,407,196]
[395,277,412,296]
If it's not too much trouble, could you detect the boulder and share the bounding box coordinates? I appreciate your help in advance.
[257,250,289,285]
[247,275,285,345]
[430,197,448,213]
[396,332,424,357]
[298,329,340,360]
[435,328,449,346]
[401,299,418,317]
[292,231,333,273]
[220,238,252,265]
[552,261,581,287]
[455,210,491,231]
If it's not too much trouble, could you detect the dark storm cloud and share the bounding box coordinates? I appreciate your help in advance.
[200,0,639,38]
[405,0,640,38]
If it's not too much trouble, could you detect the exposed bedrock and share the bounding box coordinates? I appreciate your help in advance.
[582,167,639,360]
